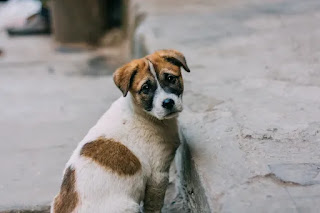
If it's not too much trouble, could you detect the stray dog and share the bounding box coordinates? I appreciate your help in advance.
[51,49,190,213]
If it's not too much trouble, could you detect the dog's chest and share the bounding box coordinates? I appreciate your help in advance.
[121,117,180,170]
[81,97,180,172]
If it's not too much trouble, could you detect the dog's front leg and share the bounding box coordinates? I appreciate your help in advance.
[143,172,169,213]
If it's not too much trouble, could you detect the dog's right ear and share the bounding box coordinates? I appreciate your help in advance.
[113,60,139,97]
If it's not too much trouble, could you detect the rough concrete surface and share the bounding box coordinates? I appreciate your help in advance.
[133,0,320,212]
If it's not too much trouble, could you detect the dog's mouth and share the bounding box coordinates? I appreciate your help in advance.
[163,110,181,119]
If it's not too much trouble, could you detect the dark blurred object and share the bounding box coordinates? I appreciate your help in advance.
[7,6,50,36]
[107,0,122,29]
[52,0,124,44]
[0,0,8,2]
[0,49,3,56]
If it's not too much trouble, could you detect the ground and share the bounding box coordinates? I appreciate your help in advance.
[134,0,320,212]
[1,0,320,212]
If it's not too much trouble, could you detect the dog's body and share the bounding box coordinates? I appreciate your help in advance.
[51,50,190,213]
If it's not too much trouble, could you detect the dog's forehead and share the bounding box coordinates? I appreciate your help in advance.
[147,60,157,77]
[146,53,181,76]
[131,58,148,69]
[130,58,149,76]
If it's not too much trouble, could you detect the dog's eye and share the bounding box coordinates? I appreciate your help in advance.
[141,83,150,94]
[165,74,177,84]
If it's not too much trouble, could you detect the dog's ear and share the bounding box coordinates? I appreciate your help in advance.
[157,49,190,72]
[113,60,139,97]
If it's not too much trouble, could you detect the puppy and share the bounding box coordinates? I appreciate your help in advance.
[51,49,190,213]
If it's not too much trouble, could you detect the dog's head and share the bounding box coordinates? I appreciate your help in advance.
[113,49,190,120]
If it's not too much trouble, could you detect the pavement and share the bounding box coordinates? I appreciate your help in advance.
[133,0,320,212]
[1,0,320,212]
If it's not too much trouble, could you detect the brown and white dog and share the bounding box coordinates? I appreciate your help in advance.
[51,49,190,213]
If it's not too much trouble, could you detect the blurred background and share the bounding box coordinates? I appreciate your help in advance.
[1,0,320,212]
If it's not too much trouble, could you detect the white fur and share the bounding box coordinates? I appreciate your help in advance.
[147,61,183,120]
[51,94,181,213]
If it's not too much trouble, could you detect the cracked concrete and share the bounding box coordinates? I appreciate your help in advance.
[268,163,320,186]
[132,0,320,212]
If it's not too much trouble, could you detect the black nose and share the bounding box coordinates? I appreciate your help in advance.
[162,98,175,110]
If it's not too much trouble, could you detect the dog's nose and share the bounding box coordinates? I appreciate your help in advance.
[162,99,175,110]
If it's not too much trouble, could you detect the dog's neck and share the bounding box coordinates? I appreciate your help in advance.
[125,93,178,127]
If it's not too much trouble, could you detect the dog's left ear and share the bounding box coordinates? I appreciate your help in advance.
[157,49,190,72]
[113,60,140,97]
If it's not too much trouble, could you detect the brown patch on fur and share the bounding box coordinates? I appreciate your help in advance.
[53,167,79,213]
[146,49,190,74]
[113,58,149,97]
[80,138,141,176]
[147,54,182,77]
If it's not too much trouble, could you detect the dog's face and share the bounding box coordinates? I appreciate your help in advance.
[113,49,190,120]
